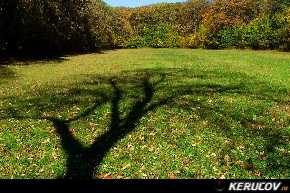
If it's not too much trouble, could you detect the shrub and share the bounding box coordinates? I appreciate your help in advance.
[278,8,290,51]
[218,27,235,49]
[126,36,147,48]
[186,33,201,49]
[231,25,249,49]
[244,15,287,50]
[164,33,179,48]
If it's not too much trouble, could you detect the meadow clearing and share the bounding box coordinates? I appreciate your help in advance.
[0,48,289,179]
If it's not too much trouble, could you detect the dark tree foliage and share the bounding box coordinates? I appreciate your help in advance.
[1,0,290,59]
[0,0,113,59]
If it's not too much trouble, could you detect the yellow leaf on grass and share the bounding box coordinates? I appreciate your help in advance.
[236,160,243,165]
[168,174,176,179]
[121,164,130,170]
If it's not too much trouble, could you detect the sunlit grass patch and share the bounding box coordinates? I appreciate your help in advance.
[0,48,289,179]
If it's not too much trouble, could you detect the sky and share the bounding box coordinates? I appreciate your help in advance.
[102,0,187,8]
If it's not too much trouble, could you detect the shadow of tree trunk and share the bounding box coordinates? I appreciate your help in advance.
[49,76,166,179]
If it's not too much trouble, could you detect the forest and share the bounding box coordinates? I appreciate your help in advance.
[0,0,290,58]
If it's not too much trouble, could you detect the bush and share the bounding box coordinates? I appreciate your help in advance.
[218,25,249,49]
[186,33,201,49]
[245,15,288,50]
[231,25,249,49]
[126,36,147,48]
[164,33,179,48]
[279,24,290,51]
[218,27,235,49]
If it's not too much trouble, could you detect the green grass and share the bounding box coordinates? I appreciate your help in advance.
[0,48,289,179]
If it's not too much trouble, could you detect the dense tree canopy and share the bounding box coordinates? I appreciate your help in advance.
[0,0,113,58]
[1,0,290,59]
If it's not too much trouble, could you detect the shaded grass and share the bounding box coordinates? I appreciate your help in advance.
[0,48,289,179]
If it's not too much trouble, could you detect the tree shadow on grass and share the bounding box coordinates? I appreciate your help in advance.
[0,66,16,79]
[0,68,289,179]
[0,49,109,67]
[0,56,69,66]
[164,74,290,177]
[1,70,168,179]
[0,65,17,84]
[51,76,168,179]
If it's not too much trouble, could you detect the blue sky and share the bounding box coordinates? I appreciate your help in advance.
[102,0,186,8]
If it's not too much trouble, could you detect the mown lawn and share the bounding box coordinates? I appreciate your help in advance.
[0,48,289,179]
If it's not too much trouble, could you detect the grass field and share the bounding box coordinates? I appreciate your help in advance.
[0,48,289,179]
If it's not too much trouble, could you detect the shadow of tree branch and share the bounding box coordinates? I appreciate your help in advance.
[46,74,166,179]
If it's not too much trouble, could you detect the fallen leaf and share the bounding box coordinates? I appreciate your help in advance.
[140,145,146,150]
[127,143,134,151]
[236,160,243,165]
[237,146,245,152]
[121,163,130,170]
[168,174,176,179]
[51,151,58,160]
[229,140,234,145]
[257,151,265,158]
[224,155,231,162]
[219,175,226,179]
[98,173,113,179]
[88,122,95,127]
[2,167,11,179]
[213,166,219,172]
[148,145,154,152]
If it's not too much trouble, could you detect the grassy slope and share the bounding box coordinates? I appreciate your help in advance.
[0,48,289,179]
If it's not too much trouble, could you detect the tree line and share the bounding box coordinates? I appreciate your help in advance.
[1,0,290,59]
